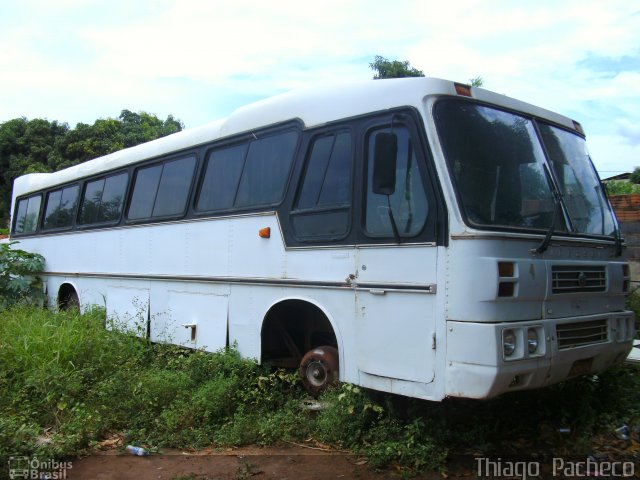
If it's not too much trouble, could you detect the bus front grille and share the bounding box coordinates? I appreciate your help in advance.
[552,265,606,294]
[556,319,608,350]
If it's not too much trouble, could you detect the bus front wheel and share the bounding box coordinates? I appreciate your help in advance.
[299,346,339,397]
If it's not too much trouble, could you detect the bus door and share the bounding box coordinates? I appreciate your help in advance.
[354,247,438,383]
[354,121,439,384]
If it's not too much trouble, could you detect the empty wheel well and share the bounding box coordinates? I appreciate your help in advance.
[261,300,337,368]
[58,283,79,311]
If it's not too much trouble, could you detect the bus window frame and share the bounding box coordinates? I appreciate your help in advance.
[279,108,447,248]
[41,182,81,232]
[76,170,131,229]
[125,152,199,225]
[288,127,355,242]
[358,111,442,246]
[193,122,302,218]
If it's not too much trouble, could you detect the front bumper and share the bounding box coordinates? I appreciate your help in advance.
[445,311,635,399]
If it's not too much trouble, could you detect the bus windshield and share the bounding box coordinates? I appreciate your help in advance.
[435,99,616,237]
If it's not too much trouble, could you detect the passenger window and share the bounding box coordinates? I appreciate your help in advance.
[13,194,42,234]
[196,130,298,212]
[43,185,79,229]
[128,156,196,220]
[196,144,248,211]
[79,172,128,224]
[235,131,298,207]
[365,126,428,238]
[291,132,353,239]
[297,133,352,210]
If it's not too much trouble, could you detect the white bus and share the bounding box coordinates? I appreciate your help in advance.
[9,78,635,400]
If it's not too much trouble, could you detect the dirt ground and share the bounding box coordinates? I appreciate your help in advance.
[66,445,446,480]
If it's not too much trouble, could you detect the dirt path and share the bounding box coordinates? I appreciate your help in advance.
[66,445,444,480]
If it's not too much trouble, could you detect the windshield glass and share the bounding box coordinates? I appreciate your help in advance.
[538,123,615,236]
[435,100,557,230]
[435,99,615,237]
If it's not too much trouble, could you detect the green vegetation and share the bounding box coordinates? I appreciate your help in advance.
[0,241,45,309]
[606,179,640,195]
[0,110,183,228]
[370,55,425,79]
[0,301,639,476]
[369,55,484,87]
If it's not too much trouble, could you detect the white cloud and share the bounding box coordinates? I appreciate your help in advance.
[0,0,638,171]
[617,119,640,146]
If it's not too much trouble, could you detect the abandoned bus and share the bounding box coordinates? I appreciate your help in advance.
[9,77,634,400]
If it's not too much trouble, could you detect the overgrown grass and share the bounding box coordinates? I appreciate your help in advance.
[0,305,639,477]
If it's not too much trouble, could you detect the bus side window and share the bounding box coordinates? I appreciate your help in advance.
[13,194,42,234]
[128,156,196,220]
[290,131,353,240]
[43,184,79,230]
[196,130,299,212]
[364,126,429,238]
[196,144,248,212]
[235,131,299,208]
[79,172,128,225]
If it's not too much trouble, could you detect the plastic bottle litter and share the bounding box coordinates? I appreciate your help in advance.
[614,425,630,441]
[125,445,149,456]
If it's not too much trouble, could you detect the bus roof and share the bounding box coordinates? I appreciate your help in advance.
[12,77,578,197]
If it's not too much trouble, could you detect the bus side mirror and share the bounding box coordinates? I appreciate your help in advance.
[372,132,397,196]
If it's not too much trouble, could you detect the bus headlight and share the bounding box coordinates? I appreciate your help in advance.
[527,328,539,354]
[503,329,517,357]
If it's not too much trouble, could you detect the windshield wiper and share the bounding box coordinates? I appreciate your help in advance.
[536,196,560,255]
[535,164,563,255]
[614,227,623,257]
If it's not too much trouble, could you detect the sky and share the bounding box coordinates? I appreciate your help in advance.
[1,0,638,176]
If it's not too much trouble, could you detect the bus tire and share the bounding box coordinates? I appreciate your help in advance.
[299,345,339,397]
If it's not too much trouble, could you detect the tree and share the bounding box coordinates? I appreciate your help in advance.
[0,111,184,228]
[469,76,484,87]
[369,56,485,89]
[370,55,425,79]
[630,167,640,184]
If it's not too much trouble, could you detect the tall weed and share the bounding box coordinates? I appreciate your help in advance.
[1,304,638,477]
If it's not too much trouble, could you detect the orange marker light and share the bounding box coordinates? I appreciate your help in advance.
[259,227,271,238]
[572,120,585,135]
[454,83,472,97]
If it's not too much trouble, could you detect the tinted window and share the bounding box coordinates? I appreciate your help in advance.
[128,165,162,220]
[13,194,42,234]
[128,156,196,220]
[296,132,352,210]
[153,157,197,216]
[291,132,353,240]
[43,185,79,229]
[539,123,615,236]
[196,144,248,211]
[79,172,128,224]
[435,100,555,230]
[196,131,298,212]
[365,126,428,237]
[235,131,298,207]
